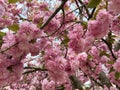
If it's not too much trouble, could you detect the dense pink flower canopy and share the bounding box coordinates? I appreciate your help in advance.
[0,0,120,90]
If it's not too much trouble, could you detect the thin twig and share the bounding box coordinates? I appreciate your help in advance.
[40,20,78,38]
[89,7,96,19]
[23,66,47,74]
[77,0,90,19]
[102,38,117,60]
[56,8,79,19]
[75,0,82,19]
[0,42,19,54]
[40,0,68,29]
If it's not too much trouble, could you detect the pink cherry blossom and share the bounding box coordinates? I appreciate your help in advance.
[42,79,55,90]
[87,20,103,38]
[113,58,120,72]
[108,0,120,14]
[0,4,4,17]
[1,32,16,50]
[111,16,120,35]
[87,10,111,38]
[0,0,120,89]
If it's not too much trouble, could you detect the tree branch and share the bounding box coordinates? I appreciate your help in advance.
[77,0,90,19]
[102,38,117,60]
[40,0,68,29]
[69,75,83,90]
[23,66,47,74]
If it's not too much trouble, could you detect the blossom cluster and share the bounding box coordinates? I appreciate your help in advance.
[0,0,120,90]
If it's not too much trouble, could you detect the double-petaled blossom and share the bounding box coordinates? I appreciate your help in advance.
[113,58,120,72]
[0,54,23,87]
[108,72,120,87]
[87,9,112,39]
[111,16,120,35]
[108,0,120,14]
[68,24,85,53]
[42,79,55,90]
[87,20,103,38]
[44,48,68,83]
[1,32,16,49]
[0,0,120,89]
[16,21,42,56]
[43,16,60,35]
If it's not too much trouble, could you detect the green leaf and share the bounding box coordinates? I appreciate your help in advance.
[62,38,70,45]
[87,54,93,60]
[61,36,70,47]
[0,32,6,37]
[56,85,65,90]
[107,61,115,64]
[37,18,43,28]
[114,40,120,51]
[28,0,32,2]
[115,72,120,80]
[109,67,115,73]
[69,75,83,90]
[81,21,87,29]
[0,32,6,45]
[61,33,70,47]
[8,0,18,3]
[41,51,45,56]
[8,24,19,32]
[87,0,101,8]
[107,32,115,44]
[99,51,110,58]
